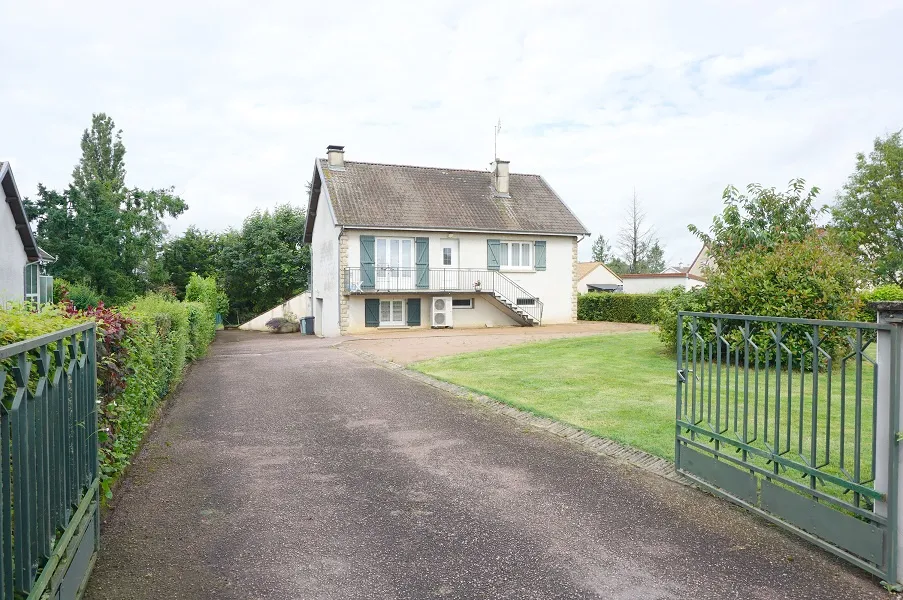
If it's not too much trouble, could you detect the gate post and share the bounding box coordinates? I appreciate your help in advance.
[873,301,903,588]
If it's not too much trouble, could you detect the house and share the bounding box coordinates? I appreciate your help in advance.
[621,272,706,293]
[303,146,590,337]
[686,245,712,278]
[1,161,53,307]
[576,262,623,293]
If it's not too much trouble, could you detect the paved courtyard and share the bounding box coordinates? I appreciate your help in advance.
[85,331,887,599]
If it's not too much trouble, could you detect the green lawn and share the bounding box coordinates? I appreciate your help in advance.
[411,332,679,459]
[411,331,877,488]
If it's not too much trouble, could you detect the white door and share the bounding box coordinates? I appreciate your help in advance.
[440,238,459,290]
[376,238,414,290]
[379,299,405,326]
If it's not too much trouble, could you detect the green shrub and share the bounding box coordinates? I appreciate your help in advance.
[653,286,709,351]
[185,273,229,322]
[577,293,661,324]
[66,281,103,310]
[858,284,903,322]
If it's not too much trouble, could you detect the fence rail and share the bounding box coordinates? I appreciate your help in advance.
[1,322,99,600]
[675,311,900,583]
[344,267,543,324]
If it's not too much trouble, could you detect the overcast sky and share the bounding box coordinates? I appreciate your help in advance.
[2,1,901,265]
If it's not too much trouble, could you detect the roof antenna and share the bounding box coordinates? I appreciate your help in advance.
[494,118,502,161]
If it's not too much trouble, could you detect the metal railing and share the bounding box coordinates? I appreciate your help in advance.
[344,267,543,324]
[1,322,99,599]
[675,311,900,583]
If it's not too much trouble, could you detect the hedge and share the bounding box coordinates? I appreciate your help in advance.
[577,292,662,324]
[0,291,218,499]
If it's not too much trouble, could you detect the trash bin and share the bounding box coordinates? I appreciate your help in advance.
[301,316,315,335]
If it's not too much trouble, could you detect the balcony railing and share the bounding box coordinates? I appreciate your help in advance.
[344,267,543,324]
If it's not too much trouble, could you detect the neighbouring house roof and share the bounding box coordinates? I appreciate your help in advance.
[304,158,590,243]
[1,161,39,262]
[576,261,622,282]
[621,272,707,282]
[587,283,622,292]
[662,265,689,274]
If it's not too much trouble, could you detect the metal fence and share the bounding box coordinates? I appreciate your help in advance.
[1,322,99,600]
[675,311,901,585]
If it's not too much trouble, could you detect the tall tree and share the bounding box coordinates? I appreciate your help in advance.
[615,191,665,273]
[161,226,222,298]
[590,234,613,263]
[689,179,821,265]
[217,205,310,323]
[832,131,903,286]
[25,113,187,301]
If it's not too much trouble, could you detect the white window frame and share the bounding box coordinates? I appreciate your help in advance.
[375,237,415,289]
[379,299,405,326]
[451,298,473,309]
[499,241,533,271]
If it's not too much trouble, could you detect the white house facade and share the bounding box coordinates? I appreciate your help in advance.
[621,272,706,294]
[576,262,623,293]
[0,162,43,307]
[304,146,589,337]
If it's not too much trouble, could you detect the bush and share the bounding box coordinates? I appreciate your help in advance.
[66,281,103,310]
[185,272,229,328]
[653,286,709,351]
[577,293,661,324]
[858,284,903,322]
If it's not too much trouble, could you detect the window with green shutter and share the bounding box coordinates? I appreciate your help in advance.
[534,241,546,271]
[360,236,375,289]
[487,239,501,270]
[415,238,429,288]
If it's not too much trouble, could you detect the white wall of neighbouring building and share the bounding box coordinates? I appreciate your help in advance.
[239,293,312,331]
[310,186,341,337]
[0,202,28,307]
[621,275,705,294]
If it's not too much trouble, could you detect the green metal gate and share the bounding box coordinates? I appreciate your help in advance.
[1,322,99,600]
[675,311,901,586]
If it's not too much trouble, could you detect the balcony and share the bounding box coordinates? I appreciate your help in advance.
[343,267,543,325]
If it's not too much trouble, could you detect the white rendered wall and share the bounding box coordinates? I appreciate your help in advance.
[346,293,518,333]
[239,293,311,331]
[344,229,577,325]
[577,265,622,294]
[621,276,704,294]
[0,202,27,307]
[310,187,341,337]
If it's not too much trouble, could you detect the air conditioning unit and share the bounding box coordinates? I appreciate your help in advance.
[431,296,454,328]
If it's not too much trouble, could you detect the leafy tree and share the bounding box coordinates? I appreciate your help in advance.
[832,131,903,286]
[688,179,821,265]
[25,113,186,302]
[590,234,613,263]
[613,191,665,273]
[161,226,222,298]
[217,205,310,323]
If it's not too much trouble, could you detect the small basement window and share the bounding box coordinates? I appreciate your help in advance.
[516,298,536,306]
[452,298,473,309]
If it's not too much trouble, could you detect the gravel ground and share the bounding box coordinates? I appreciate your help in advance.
[84,330,888,600]
[340,321,654,365]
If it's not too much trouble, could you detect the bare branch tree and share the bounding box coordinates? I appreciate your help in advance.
[616,190,658,273]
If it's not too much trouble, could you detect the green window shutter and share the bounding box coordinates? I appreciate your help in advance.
[364,298,380,327]
[534,241,547,271]
[406,298,421,326]
[360,236,375,290]
[415,237,429,289]
[487,239,501,271]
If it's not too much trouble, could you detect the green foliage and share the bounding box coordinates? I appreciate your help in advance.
[689,179,821,266]
[590,234,613,263]
[161,226,222,298]
[858,284,903,322]
[24,113,187,303]
[577,293,661,324]
[832,131,903,286]
[66,281,102,310]
[217,204,310,324]
[0,304,87,346]
[653,286,709,351]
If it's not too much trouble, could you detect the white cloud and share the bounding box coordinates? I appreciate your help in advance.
[1,0,901,267]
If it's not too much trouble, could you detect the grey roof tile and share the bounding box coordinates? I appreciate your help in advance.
[318,159,588,235]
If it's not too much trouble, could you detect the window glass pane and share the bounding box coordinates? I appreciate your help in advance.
[390,239,400,268]
[402,239,412,269]
[376,239,387,267]
[522,243,531,266]
[500,243,508,266]
[443,248,452,266]
[380,301,390,321]
[392,300,403,321]
[511,243,520,267]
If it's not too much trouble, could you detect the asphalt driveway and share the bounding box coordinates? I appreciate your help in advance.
[85,331,887,600]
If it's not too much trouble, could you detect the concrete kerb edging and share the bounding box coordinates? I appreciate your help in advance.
[339,345,691,487]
